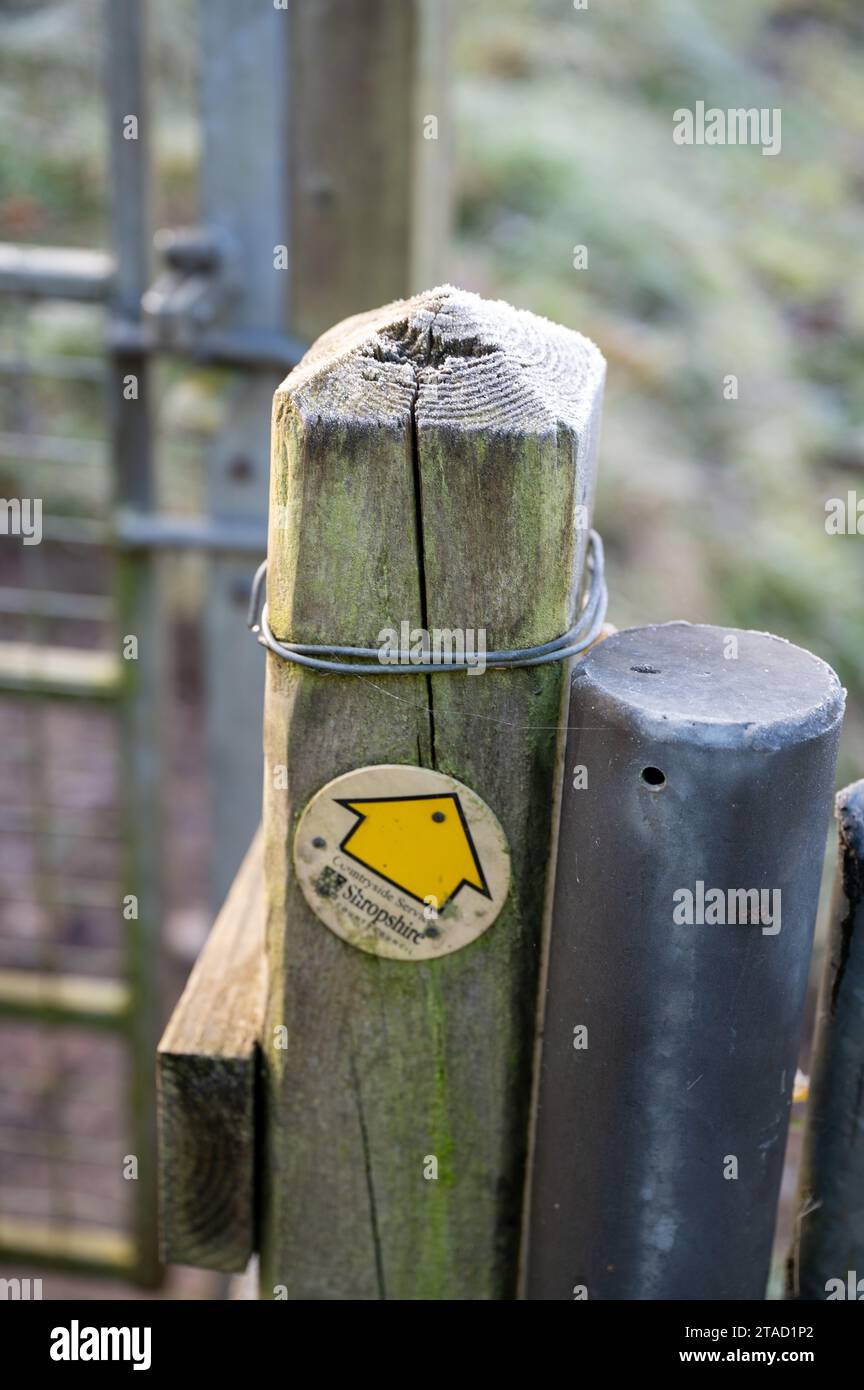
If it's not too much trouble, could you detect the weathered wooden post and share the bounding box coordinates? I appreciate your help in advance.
[258,286,605,1298]
[158,286,605,1290]
[789,780,864,1300]
[523,622,843,1300]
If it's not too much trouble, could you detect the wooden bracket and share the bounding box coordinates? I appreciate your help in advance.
[157,829,265,1272]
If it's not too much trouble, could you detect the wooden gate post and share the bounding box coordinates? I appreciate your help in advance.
[260,286,605,1298]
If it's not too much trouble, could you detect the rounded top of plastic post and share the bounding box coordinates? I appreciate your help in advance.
[571,622,845,750]
[277,284,606,436]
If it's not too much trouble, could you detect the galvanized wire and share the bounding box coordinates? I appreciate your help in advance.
[248,529,608,675]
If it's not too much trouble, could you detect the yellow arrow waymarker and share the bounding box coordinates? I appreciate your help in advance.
[293,764,510,961]
[336,793,491,909]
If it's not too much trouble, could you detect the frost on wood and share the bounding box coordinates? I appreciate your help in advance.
[279,283,606,435]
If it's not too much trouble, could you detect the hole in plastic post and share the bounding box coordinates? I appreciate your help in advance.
[640,765,666,789]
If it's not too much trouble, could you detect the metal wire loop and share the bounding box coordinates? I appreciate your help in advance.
[247,529,608,675]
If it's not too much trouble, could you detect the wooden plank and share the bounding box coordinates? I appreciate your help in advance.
[261,287,605,1298]
[0,1216,136,1280]
[0,642,121,700]
[0,970,129,1028]
[158,830,266,1273]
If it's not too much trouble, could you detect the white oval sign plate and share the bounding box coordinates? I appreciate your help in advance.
[293,764,511,961]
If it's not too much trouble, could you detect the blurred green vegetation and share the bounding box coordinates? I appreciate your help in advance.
[0,0,198,246]
[454,0,864,779]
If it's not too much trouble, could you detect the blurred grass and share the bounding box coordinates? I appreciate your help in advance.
[0,0,198,246]
[454,0,864,780]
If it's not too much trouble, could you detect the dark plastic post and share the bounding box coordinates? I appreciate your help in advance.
[524,622,844,1301]
[789,779,864,1301]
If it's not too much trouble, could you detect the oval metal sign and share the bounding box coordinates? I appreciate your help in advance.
[293,764,510,960]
